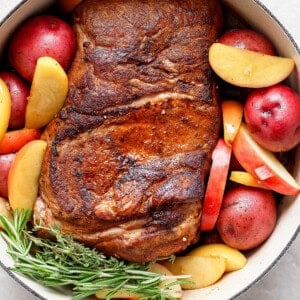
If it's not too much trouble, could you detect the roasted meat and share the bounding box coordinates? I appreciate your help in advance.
[34,0,223,262]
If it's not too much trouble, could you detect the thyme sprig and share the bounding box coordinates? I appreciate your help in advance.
[0,210,188,300]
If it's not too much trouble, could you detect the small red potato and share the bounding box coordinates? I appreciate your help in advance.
[0,153,16,198]
[8,15,76,82]
[219,29,276,55]
[0,71,29,129]
[244,84,300,152]
[216,186,277,250]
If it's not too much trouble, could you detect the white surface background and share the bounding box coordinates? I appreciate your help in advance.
[0,0,299,299]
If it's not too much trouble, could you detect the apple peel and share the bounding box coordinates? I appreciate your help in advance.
[232,123,300,195]
[200,139,232,231]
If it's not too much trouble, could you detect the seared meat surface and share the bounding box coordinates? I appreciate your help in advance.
[35,0,223,262]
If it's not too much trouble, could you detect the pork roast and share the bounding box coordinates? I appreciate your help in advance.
[34,0,223,262]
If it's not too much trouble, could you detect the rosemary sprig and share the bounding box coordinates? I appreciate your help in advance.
[0,210,188,300]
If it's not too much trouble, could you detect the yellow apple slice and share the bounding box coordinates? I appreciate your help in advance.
[230,171,269,189]
[188,243,247,272]
[222,100,243,145]
[95,263,182,299]
[163,255,226,289]
[232,123,300,195]
[0,79,11,142]
[25,56,68,129]
[8,140,47,211]
[0,197,13,229]
[209,43,295,88]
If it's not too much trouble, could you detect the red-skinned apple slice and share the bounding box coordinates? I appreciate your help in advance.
[200,139,232,231]
[232,123,300,195]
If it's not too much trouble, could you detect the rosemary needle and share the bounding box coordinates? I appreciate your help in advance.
[0,210,188,300]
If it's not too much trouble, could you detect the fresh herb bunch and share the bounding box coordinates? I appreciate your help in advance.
[0,210,186,300]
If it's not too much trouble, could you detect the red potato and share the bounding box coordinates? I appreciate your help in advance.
[216,186,277,250]
[8,15,76,82]
[0,153,16,198]
[0,128,41,154]
[244,84,300,152]
[0,71,29,129]
[219,29,276,55]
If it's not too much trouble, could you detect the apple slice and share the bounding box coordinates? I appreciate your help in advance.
[0,128,41,154]
[230,171,269,189]
[162,255,226,289]
[188,243,247,272]
[8,139,47,211]
[222,100,243,145]
[232,123,300,195]
[25,56,68,129]
[0,79,11,142]
[200,139,232,231]
[209,43,295,88]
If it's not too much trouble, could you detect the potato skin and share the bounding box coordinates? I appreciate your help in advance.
[244,84,300,152]
[216,186,277,250]
[0,71,29,129]
[219,29,275,55]
[0,153,15,198]
[8,15,76,82]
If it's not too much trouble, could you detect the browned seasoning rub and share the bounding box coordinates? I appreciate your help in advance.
[35,0,223,262]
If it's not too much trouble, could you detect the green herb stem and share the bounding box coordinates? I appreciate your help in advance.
[0,210,185,300]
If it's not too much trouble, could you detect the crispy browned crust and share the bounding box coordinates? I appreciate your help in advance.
[35,0,223,262]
